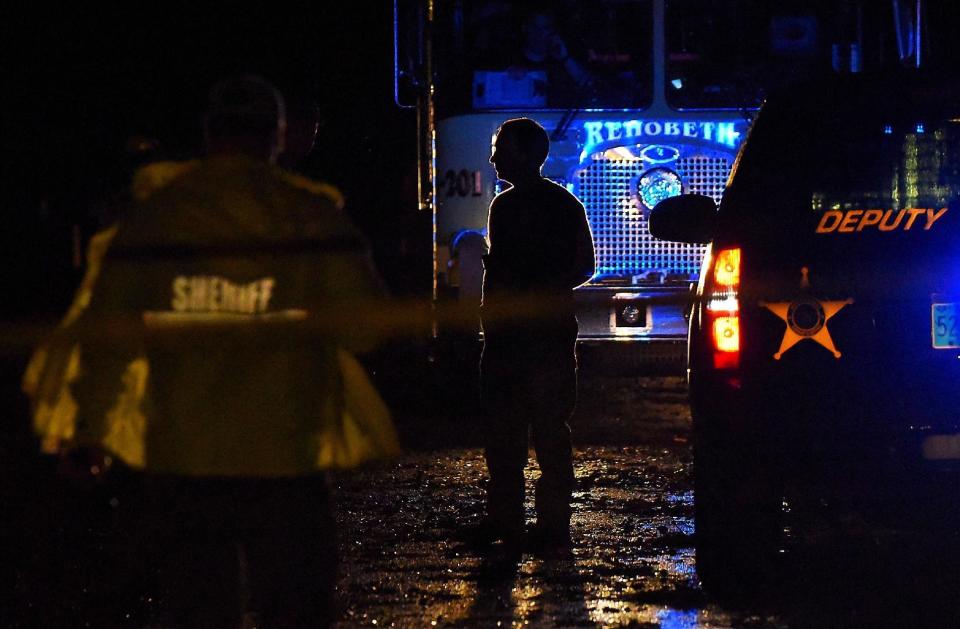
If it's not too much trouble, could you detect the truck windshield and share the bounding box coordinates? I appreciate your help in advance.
[664,1,960,110]
[724,78,960,251]
[665,0,829,110]
[435,0,653,114]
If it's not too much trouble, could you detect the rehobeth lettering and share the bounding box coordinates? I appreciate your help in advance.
[815,208,949,233]
[171,276,276,314]
[583,119,742,149]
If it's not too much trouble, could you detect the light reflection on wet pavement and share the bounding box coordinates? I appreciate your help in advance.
[336,447,722,628]
[335,374,960,627]
[333,377,775,628]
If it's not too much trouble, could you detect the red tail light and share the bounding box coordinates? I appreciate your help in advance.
[706,247,741,369]
[713,247,740,289]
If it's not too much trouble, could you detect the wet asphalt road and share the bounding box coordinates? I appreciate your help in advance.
[11,371,960,626]
[334,375,960,628]
[333,376,711,628]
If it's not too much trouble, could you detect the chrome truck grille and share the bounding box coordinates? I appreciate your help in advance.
[575,151,730,281]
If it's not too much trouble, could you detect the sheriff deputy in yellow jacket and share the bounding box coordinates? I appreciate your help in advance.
[29,76,396,628]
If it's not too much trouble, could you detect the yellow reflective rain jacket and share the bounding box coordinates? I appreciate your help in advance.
[24,155,399,476]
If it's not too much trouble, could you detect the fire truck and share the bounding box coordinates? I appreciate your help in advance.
[395,0,840,371]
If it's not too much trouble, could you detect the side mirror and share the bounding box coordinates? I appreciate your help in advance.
[649,193,717,243]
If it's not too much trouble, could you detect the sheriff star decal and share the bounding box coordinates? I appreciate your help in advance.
[759,267,853,360]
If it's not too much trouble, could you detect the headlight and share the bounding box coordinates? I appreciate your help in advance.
[637,167,682,211]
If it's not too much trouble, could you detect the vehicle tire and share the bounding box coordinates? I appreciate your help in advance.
[693,419,783,598]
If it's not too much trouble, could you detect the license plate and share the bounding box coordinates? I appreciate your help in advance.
[932,302,960,348]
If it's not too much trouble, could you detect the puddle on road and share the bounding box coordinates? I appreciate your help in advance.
[334,445,777,628]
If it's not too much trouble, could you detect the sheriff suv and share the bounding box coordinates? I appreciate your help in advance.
[650,72,960,590]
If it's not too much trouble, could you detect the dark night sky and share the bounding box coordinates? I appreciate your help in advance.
[2,4,422,307]
[11,3,410,191]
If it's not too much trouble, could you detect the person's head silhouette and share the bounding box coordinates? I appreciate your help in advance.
[521,11,561,63]
[490,118,549,185]
[204,75,287,163]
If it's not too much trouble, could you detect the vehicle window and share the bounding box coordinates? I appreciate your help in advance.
[723,96,960,244]
[666,2,960,111]
[435,0,652,114]
[665,0,831,110]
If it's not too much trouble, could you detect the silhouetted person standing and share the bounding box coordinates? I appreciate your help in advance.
[478,117,594,556]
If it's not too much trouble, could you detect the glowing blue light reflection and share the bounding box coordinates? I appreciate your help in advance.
[640,145,680,164]
[656,609,700,629]
[638,168,682,210]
